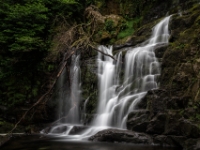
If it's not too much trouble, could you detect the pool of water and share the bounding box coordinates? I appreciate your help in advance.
[1,135,183,150]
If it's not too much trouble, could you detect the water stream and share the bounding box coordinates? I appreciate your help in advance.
[42,16,171,140]
[92,16,171,129]
[47,54,82,134]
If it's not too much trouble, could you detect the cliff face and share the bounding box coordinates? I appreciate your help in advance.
[125,2,200,149]
[80,0,200,149]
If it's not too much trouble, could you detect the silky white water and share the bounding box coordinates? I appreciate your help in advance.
[66,54,81,124]
[92,16,171,129]
[46,54,82,134]
[43,16,171,138]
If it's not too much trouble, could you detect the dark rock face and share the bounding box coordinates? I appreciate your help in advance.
[153,135,186,147]
[127,110,150,133]
[184,138,200,150]
[127,88,200,136]
[127,87,200,149]
[89,129,184,148]
[89,129,153,144]
[146,113,168,135]
[142,0,173,24]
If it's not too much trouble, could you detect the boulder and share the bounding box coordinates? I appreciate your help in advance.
[89,129,153,144]
[153,135,185,147]
[146,113,168,134]
[127,110,150,132]
[184,138,200,150]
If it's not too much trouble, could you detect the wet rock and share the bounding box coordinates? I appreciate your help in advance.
[45,125,68,134]
[146,113,168,134]
[131,122,149,133]
[183,107,197,119]
[167,96,189,109]
[154,44,168,58]
[169,136,188,148]
[127,110,150,132]
[179,119,200,138]
[144,89,168,115]
[69,126,89,135]
[153,135,184,147]
[164,116,200,138]
[142,88,190,111]
[184,138,200,150]
[89,129,153,144]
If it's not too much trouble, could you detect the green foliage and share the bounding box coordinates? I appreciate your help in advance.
[0,0,84,107]
[176,43,186,49]
[117,20,134,39]
[105,20,114,32]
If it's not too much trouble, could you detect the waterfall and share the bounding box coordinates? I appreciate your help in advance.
[66,54,81,123]
[92,16,171,129]
[43,16,171,138]
[46,54,82,134]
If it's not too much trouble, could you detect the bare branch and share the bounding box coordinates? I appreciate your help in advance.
[91,46,117,61]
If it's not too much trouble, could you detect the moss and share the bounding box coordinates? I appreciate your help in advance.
[104,19,114,32]
[157,3,200,125]
[117,17,143,40]
[189,3,200,12]
[117,20,134,39]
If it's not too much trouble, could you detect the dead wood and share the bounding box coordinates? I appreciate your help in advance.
[92,46,117,61]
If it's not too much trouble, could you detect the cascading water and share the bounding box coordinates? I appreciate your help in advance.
[66,54,81,124]
[43,16,171,138]
[92,16,171,129]
[46,54,82,134]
